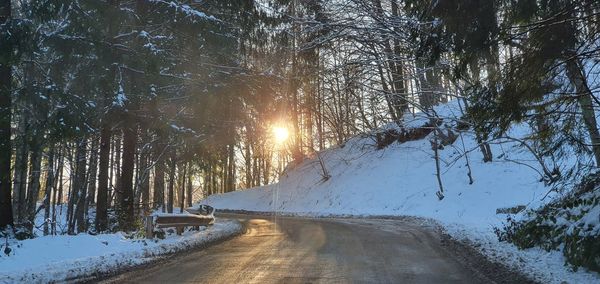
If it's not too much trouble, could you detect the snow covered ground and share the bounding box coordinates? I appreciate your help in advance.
[0,219,242,283]
[202,102,600,284]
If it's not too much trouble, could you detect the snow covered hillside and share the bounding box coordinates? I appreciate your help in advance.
[202,102,600,283]
[208,133,545,227]
[205,102,550,227]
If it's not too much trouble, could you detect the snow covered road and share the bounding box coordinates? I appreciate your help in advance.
[102,214,534,284]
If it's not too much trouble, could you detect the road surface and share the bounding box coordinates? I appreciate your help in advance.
[101,214,532,284]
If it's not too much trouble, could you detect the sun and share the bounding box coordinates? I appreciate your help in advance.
[272,126,289,144]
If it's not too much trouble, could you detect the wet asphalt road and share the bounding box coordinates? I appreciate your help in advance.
[102,214,492,284]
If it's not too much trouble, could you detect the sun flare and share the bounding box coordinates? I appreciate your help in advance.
[272,126,290,144]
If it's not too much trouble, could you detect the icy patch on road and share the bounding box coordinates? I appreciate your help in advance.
[0,219,242,283]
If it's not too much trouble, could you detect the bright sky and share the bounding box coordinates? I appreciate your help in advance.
[272,126,289,144]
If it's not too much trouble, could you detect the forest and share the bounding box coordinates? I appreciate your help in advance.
[0,0,599,258]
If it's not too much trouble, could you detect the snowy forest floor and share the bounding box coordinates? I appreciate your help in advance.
[202,102,600,284]
[0,216,242,283]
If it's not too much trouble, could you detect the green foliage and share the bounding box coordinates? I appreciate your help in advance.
[509,0,537,24]
[13,225,35,241]
[407,0,600,179]
[153,229,166,240]
[406,0,499,70]
[498,173,600,272]
[0,15,34,66]
[125,218,147,239]
[564,231,600,272]
[9,0,260,156]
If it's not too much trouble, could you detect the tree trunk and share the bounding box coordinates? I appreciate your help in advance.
[26,143,42,231]
[376,58,398,122]
[54,148,65,234]
[43,147,55,235]
[65,144,76,233]
[565,58,600,167]
[51,147,63,235]
[140,149,150,214]
[372,0,405,120]
[133,150,140,211]
[167,149,176,213]
[113,134,122,209]
[85,137,99,217]
[179,163,186,213]
[467,61,493,162]
[289,0,302,161]
[206,164,213,196]
[0,0,11,229]
[118,118,136,232]
[153,146,165,211]
[244,138,252,188]
[390,0,407,113]
[253,155,259,187]
[417,63,437,110]
[316,65,325,151]
[228,144,235,192]
[187,168,193,208]
[95,125,111,232]
[12,114,28,224]
[432,129,445,200]
[72,139,88,234]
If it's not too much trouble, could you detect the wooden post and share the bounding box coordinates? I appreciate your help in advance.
[176,226,183,235]
[145,215,154,239]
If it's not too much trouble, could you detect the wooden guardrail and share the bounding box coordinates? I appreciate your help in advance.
[145,206,215,238]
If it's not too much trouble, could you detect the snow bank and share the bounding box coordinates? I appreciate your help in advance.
[448,225,600,284]
[202,102,600,283]
[0,219,242,283]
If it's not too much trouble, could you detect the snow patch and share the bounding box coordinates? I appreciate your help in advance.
[0,220,242,283]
